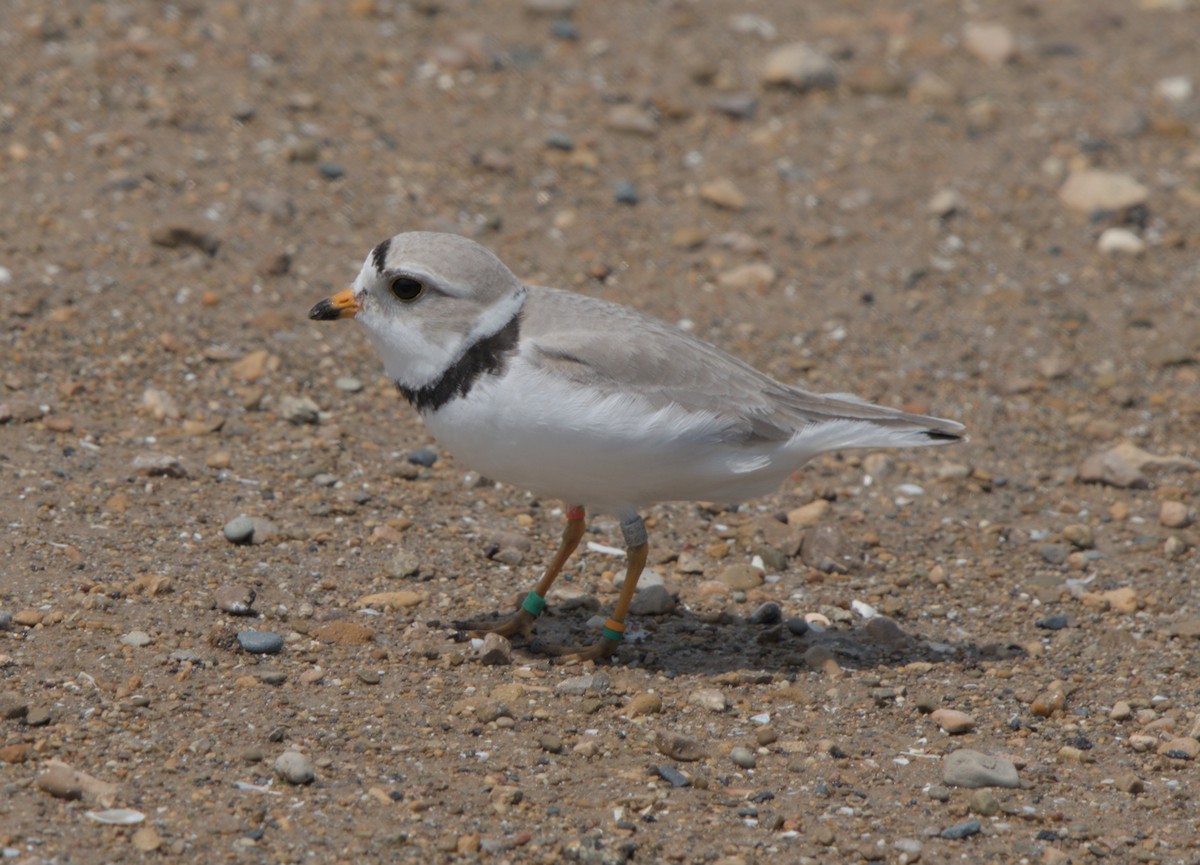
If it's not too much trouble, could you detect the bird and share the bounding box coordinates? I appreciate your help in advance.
[309,232,965,661]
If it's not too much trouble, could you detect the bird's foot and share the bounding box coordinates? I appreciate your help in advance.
[454,608,537,640]
[530,636,621,664]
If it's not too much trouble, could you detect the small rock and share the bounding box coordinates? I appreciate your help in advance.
[761,42,838,91]
[25,706,51,727]
[1039,543,1070,565]
[13,609,44,627]
[1031,683,1066,717]
[963,22,1016,66]
[716,262,776,293]
[862,615,909,647]
[556,672,610,696]
[132,454,188,478]
[1160,500,1193,528]
[1158,737,1200,760]
[279,395,320,425]
[120,631,153,648]
[655,730,705,762]
[940,818,982,840]
[407,448,438,467]
[539,733,563,754]
[942,749,1020,788]
[627,693,663,717]
[1114,772,1144,795]
[613,180,639,206]
[700,177,749,211]
[927,785,952,802]
[718,563,763,590]
[355,591,424,610]
[131,827,162,853]
[629,584,676,616]
[689,688,728,712]
[274,751,315,785]
[928,188,965,218]
[1061,524,1094,549]
[801,525,848,572]
[748,602,782,625]
[0,691,30,720]
[142,388,181,421]
[1059,170,1149,215]
[36,760,118,806]
[711,92,758,119]
[1097,227,1146,256]
[605,103,658,136]
[1036,615,1069,630]
[151,225,219,256]
[968,789,1000,816]
[312,620,376,645]
[214,585,257,616]
[478,633,512,666]
[334,376,363,393]
[223,515,256,545]
[237,630,284,655]
[656,764,690,787]
[730,746,756,769]
[387,550,422,579]
[931,708,977,735]
[1110,700,1133,721]
[787,500,829,527]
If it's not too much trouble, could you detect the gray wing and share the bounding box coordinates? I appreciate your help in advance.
[520,287,965,445]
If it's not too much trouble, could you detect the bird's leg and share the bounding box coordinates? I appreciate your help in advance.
[542,514,649,663]
[456,505,586,638]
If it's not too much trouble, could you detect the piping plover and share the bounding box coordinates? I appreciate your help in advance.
[310,232,965,660]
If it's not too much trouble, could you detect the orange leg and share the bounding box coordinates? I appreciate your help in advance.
[456,505,586,638]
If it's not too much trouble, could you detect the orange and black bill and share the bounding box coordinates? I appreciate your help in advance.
[309,287,360,321]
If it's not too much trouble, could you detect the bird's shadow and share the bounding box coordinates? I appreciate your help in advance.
[451,607,1025,678]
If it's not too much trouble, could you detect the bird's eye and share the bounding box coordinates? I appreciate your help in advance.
[389,276,425,302]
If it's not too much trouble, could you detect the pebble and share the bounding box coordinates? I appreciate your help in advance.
[550,19,579,41]
[613,180,639,206]
[556,672,610,696]
[894,839,923,864]
[132,453,188,478]
[334,376,363,393]
[605,103,658,136]
[120,631,153,648]
[1031,682,1067,717]
[655,730,705,762]
[1059,170,1149,214]
[539,734,563,754]
[689,688,728,712]
[711,93,757,119]
[1061,524,1094,549]
[785,617,809,636]
[274,751,315,785]
[787,499,829,527]
[629,584,675,616]
[730,746,756,769]
[656,764,690,787]
[355,591,424,610]
[800,525,848,572]
[223,515,255,544]
[131,827,162,853]
[1034,615,1067,632]
[862,616,908,647]
[0,611,11,630]
[1039,543,1070,565]
[1114,773,1144,795]
[968,789,1000,816]
[1155,75,1193,103]
[930,709,976,735]
[279,395,321,424]
[478,633,512,666]
[761,42,837,91]
[716,263,776,293]
[524,0,576,14]
[748,602,781,625]
[214,585,257,616]
[1110,700,1133,721]
[928,188,965,218]
[1158,737,1200,759]
[942,749,1020,788]
[963,22,1016,66]
[407,448,438,467]
[0,692,29,720]
[699,178,748,211]
[926,785,951,802]
[237,630,284,655]
[627,693,663,717]
[1160,500,1193,528]
[36,760,118,806]
[940,818,982,840]
[1097,227,1146,256]
[718,563,763,590]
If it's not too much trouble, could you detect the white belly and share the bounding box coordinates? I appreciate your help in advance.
[421,364,809,517]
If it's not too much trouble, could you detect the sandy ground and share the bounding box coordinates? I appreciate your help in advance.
[2,0,1200,862]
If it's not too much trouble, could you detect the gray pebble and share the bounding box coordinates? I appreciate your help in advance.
[1038,544,1070,565]
[545,131,574,151]
[555,672,611,696]
[120,631,153,648]
[223,515,256,545]
[926,784,951,802]
[317,162,345,179]
[730,746,757,769]
[407,448,438,467]
[614,180,639,205]
[748,602,782,625]
[785,617,809,636]
[943,749,1020,788]
[274,750,315,785]
[711,92,758,119]
[214,584,257,616]
[312,473,338,487]
[550,19,579,40]
[1036,614,1069,630]
[258,670,288,686]
[25,706,52,727]
[940,818,981,840]
[629,584,675,616]
[334,376,363,393]
[0,611,13,631]
[656,765,690,787]
[357,670,382,685]
[170,649,204,663]
[279,395,321,425]
[237,630,284,655]
[539,734,563,754]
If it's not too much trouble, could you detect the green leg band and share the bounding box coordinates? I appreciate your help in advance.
[602,627,625,642]
[522,591,547,617]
